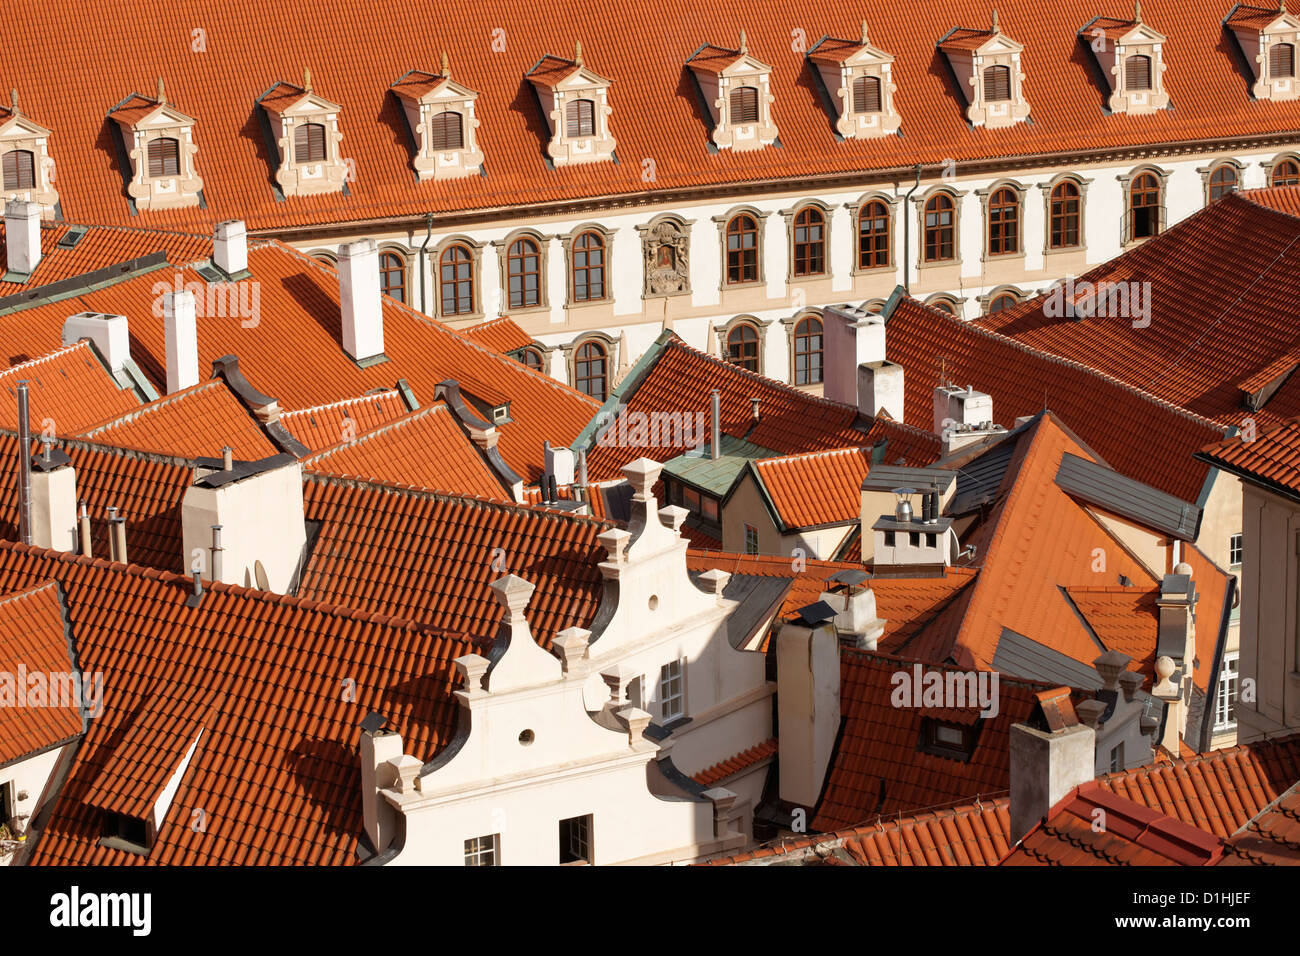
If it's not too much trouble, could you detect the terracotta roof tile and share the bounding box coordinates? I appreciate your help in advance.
[0,581,83,766]
[692,738,777,786]
[753,446,872,530]
[280,390,411,453]
[1199,414,1300,499]
[459,317,534,354]
[1219,780,1300,865]
[0,342,139,435]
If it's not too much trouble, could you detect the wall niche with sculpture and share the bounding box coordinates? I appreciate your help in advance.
[639,215,692,297]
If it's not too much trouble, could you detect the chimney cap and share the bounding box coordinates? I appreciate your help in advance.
[829,568,871,589]
[359,712,389,736]
[792,600,837,627]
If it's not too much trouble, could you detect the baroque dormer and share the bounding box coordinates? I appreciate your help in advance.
[0,89,58,218]
[808,22,901,139]
[108,79,203,211]
[525,43,616,167]
[1227,2,1300,101]
[390,54,485,181]
[938,10,1031,129]
[1082,3,1171,114]
[687,31,779,151]
[257,70,348,198]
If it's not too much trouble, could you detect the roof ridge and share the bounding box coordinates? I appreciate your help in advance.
[301,401,449,464]
[0,427,197,469]
[1235,186,1300,225]
[0,340,92,377]
[0,578,60,607]
[77,378,223,436]
[281,389,400,419]
[841,646,1061,692]
[755,444,870,467]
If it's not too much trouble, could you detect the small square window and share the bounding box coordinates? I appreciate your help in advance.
[701,495,720,521]
[659,660,685,722]
[909,532,920,547]
[464,833,500,866]
[1109,742,1125,773]
[919,718,977,761]
[1229,533,1243,567]
[559,814,593,864]
[883,530,895,547]
[101,812,151,852]
[925,533,937,548]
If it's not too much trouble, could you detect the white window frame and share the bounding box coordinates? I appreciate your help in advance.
[659,659,686,723]
[744,524,759,555]
[464,833,500,865]
[559,814,592,864]
[1215,652,1240,732]
[1229,533,1243,568]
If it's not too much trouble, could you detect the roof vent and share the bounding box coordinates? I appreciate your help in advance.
[893,487,915,523]
[57,225,89,250]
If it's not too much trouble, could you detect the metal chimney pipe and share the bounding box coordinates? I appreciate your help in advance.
[576,448,588,502]
[222,446,234,470]
[77,500,92,558]
[16,381,31,546]
[210,525,224,582]
[710,389,721,461]
[105,506,119,561]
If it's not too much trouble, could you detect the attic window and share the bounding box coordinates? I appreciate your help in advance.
[1125,55,1152,91]
[919,717,978,761]
[731,86,759,123]
[101,811,151,853]
[1274,159,1300,185]
[565,99,595,137]
[147,137,179,177]
[852,75,882,113]
[2,149,34,190]
[430,112,464,150]
[984,65,1011,101]
[1273,43,1296,78]
[294,122,326,163]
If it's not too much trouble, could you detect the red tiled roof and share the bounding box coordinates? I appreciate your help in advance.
[685,43,750,74]
[302,403,508,499]
[886,296,1227,503]
[525,54,587,86]
[0,541,478,866]
[1223,3,1291,30]
[0,581,83,766]
[678,523,723,549]
[106,93,166,126]
[298,475,609,645]
[0,222,211,297]
[1219,781,1300,865]
[0,242,598,482]
[1065,586,1159,679]
[1004,782,1227,865]
[1084,15,1144,40]
[751,446,872,530]
[705,796,1012,865]
[77,379,277,460]
[459,317,533,354]
[812,650,1050,830]
[937,27,999,52]
[390,70,448,99]
[280,390,412,453]
[0,342,139,435]
[977,191,1300,435]
[1199,415,1300,499]
[692,738,778,787]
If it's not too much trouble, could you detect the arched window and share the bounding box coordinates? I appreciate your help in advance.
[1129,173,1161,240]
[793,316,823,386]
[313,253,336,266]
[988,292,1019,313]
[726,214,759,284]
[440,244,475,315]
[857,200,890,269]
[983,65,1011,101]
[1272,159,1300,186]
[521,347,544,371]
[1209,165,1238,202]
[507,237,541,309]
[924,194,955,262]
[928,297,958,316]
[731,86,759,124]
[1125,55,1152,91]
[1271,42,1296,78]
[294,122,327,163]
[429,112,464,151]
[725,323,760,372]
[1049,181,1081,249]
[988,187,1019,256]
[852,76,881,113]
[1,149,35,190]
[379,251,406,303]
[571,231,605,302]
[147,137,180,178]
[566,99,595,138]
[574,340,607,400]
[792,207,826,276]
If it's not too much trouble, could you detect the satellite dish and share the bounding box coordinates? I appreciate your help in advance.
[254,560,270,591]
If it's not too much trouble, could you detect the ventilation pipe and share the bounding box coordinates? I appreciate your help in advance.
[16,381,31,546]
[210,525,224,583]
[903,164,922,294]
[710,389,721,461]
[112,514,128,565]
[78,500,92,557]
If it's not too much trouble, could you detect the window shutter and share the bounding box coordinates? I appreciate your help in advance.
[430,112,463,151]
[730,87,759,124]
[565,99,595,138]
[2,150,35,190]
[294,123,326,163]
[853,76,881,113]
[984,65,1011,101]
[1125,55,1151,90]
[1271,43,1295,78]
[147,138,179,178]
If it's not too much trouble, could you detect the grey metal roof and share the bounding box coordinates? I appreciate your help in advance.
[949,439,1018,514]
[992,627,1103,691]
[661,434,777,497]
[1056,452,1201,540]
[871,515,954,533]
[861,463,954,493]
[705,572,793,649]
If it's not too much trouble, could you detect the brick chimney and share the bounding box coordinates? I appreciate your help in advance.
[4,200,41,275]
[823,303,905,421]
[777,602,842,808]
[1009,690,1097,843]
[338,238,385,365]
[213,220,248,277]
[164,290,199,394]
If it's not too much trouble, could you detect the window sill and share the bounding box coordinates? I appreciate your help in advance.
[440,310,485,323]
[504,303,550,316]
[850,263,896,278]
[719,280,765,292]
[915,258,959,272]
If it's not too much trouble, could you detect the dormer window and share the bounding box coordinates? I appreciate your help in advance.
[108,78,204,212]
[525,43,616,167]
[391,56,485,181]
[937,11,1031,129]
[687,30,780,151]
[257,69,349,198]
[809,23,901,139]
[1228,3,1300,100]
[1081,4,1170,114]
[0,90,58,217]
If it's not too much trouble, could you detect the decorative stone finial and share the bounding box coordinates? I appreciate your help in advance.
[991,8,1000,32]
[574,40,584,67]
[9,88,17,114]
[157,76,166,105]
[441,49,450,79]
[861,20,870,45]
[1134,0,1142,22]
[303,67,313,92]
[739,28,748,54]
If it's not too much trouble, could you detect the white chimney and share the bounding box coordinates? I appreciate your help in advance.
[934,383,1005,454]
[30,452,78,552]
[62,313,131,372]
[777,607,841,808]
[164,290,200,394]
[4,200,41,275]
[360,723,404,854]
[213,220,248,276]
[1009,719,1096,844]
[338,238,384,364]
[858,361,905,421]
[822,304,885,406]
[545,444,575,486]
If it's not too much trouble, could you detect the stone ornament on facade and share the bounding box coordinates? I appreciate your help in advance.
[937,10,1031,130]
[525,42,618,168]
[807,21,902,141]
[638,216,692,297]
[390,54,486,182]
[1226,2,1300,102]
[1081,3,1172,116]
